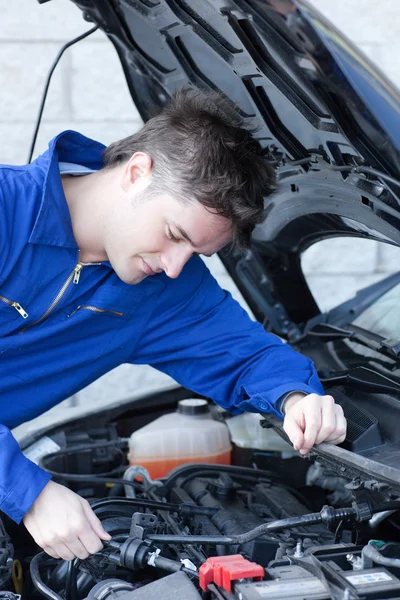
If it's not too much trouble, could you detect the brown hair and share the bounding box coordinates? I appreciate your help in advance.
[103,88,276,248]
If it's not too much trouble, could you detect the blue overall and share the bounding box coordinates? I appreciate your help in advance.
[0,131,324,523]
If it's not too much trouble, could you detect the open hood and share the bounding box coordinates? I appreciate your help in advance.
[70,0,400,329]
[71,0,400,173]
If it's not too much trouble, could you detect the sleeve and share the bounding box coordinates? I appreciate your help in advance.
[0,424,51,523]
[0,193,7,275]
[0,171,51,522]
[131,257,325,419]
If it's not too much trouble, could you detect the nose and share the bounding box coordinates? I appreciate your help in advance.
[161,246,192,279]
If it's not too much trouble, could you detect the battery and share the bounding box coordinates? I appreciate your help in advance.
[342,567,400,597]
[234,566,400,599]
[235,576,329,600]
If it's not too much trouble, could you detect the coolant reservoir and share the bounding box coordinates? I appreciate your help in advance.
[127,399,232,479]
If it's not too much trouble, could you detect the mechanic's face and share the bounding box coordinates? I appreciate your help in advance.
[103,153,232,285]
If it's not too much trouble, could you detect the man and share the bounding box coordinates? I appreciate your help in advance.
[0,89,346,561]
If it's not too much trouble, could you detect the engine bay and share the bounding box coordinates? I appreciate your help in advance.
[3,392,400,600]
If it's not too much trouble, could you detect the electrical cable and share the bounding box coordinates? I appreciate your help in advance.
[27,25,98,163]
[333,520,344,544]
[30,552,63,600]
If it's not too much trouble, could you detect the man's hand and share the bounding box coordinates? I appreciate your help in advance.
[282,392,347,455]
[23,480,111,560]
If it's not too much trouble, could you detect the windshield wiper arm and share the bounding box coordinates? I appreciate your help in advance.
[303,323,400,361]
[319,366,400,395]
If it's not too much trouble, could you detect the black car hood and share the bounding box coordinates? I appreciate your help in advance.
[70,0,400,330]
[72,0,400,170]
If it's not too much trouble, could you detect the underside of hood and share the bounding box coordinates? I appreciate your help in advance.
[72,0,400,172]
[69,0,400,328]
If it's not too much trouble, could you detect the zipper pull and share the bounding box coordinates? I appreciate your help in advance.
[73,263,83,284]
[12,302,28,319]
[67,306,81,318]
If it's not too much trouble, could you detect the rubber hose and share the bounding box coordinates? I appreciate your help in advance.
[30,552,63,600]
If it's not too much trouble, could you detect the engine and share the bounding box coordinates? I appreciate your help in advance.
[3,403,400,600]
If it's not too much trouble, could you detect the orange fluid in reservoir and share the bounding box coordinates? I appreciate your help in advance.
[129,449,231,480]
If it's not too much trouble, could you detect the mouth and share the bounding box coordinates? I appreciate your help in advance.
[141,258,157,276]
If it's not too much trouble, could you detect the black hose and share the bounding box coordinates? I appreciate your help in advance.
[152,555,199,579]
[171,464,313,507]
[166,464,286,491]
[30,552,63,600]
[153,555,182,573]
[372,501,400,513]
[147,512,323,545]
[89,496,218,517]
[182,567,199,579]
[65,558,80,600]
[42,471,143,491]
[146,505,360,546]
[38,441,146,491]
[40,439,129,459]
[40,440,130,476]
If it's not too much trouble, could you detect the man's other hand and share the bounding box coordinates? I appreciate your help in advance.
[282,392,347,455]
[22,480,111,560]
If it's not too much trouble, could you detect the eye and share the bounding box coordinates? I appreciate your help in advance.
[167,227,180,243]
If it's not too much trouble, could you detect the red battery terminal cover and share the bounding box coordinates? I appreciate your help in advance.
[199,554,264,593]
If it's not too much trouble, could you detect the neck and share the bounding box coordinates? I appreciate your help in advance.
[62,170,114,263]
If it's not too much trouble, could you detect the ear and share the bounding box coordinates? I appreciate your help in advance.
[120,152,152,192]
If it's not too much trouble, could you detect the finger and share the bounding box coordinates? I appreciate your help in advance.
[51,543,75,562]
[314,396,336,445]
[43,546,61,560]
[79,528,104,556]
[79,530,104,556]
[283,413,305,451]
[82,501,111,541]
[326,406,347,445]
[299,400,322,454]
[64,538,90,560]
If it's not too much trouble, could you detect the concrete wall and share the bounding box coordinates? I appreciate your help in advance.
[1,0,399,414]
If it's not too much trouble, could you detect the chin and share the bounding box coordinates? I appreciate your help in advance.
[109,256,146,285]
[111,266,144,285]
[119,271,147,285]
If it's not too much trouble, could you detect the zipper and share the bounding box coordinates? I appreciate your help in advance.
[73,261,102,285]
[68,305,125,318]
[0,295,28,319]
[19,253,103,333]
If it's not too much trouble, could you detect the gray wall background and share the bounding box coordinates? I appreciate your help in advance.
[1,0,399,417]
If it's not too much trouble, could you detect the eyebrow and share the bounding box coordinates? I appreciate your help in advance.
[173,223,212,257]
[174,223,198,248]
